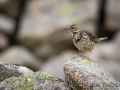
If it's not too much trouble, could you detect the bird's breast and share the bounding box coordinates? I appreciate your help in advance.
[73,37,96,52]
[73,39,85,51]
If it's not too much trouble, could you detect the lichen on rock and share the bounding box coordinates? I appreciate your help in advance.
[0,72,70,90]
[64,55,120,90]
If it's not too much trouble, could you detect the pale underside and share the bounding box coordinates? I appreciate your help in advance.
[73,35,96,52]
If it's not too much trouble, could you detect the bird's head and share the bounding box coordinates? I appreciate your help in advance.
[65,24,78,33]
[65,24,83,37]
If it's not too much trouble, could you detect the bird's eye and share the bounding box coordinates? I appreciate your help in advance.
[71,27,74,29]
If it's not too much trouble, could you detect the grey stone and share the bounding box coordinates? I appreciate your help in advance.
[0,72,70,90]
[0,0,24,18]
[112,30,120,46]
[0,14,15,34]
[34,29,74,59]
[0,0,8,4]
[0,46,41,71]
[105,0,120,30]
[64,55,120,90]
[0,62,33,82]
[0,33,9,49]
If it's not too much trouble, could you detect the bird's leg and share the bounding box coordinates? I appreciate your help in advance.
[87,52,91,60]
[88,52,91,58]
[77,51,82,56]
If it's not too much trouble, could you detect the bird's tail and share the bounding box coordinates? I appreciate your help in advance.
[99,37,108,41]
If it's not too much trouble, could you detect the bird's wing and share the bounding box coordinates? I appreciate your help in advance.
[83,30,99,43]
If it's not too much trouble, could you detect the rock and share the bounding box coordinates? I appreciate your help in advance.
[34,30,74,59]
[0,72,70,90]
[17,0,99,59]
[0,14,15,34]
[0,62,33,82]
[0,0,8,4]
[0,0,25,18]
[0,46,41,71]
[40,51,76,80]
[64,55,120,90]
[105,0,120,30]
[0,33,9,49]
[112,30,120,46]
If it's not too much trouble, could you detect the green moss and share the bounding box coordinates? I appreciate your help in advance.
[5,73,35,90]
[4,72,53,90]
[71,16,79,23]
[77,60,91,65]
[58,3,80,23]
[37,72,53,81]
[103,78,110,83]
[94,88,100,90]
[58,3,75,16]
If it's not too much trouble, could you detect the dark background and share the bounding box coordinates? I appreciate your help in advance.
[0,0,119,81]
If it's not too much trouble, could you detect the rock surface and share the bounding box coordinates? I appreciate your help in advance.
[0,0,24,18]
[34,30,74,59]
[0,62,33,82]
[0,14,15,34]
[0,72,70,90]
[105,0,120,30]
[0,46,41,71]
[0,54,119,90]
[64,55,120,90]
[0,33,9,49]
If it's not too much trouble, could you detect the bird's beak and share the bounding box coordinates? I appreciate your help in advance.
[64,27,70,31]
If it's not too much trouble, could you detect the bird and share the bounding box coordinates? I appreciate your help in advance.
[66,24,108,59]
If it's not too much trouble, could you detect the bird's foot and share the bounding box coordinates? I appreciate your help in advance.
[86,57,91,60]
[82,55,91,60]
[76,52,82,56]
[86,52,92,60]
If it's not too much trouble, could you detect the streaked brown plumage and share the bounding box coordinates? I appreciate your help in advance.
[66,24,108,58]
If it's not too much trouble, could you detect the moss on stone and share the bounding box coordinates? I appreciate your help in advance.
[103,78,110,83]
[37,72,53,81]
[58,3,74,16]
[4,72,54,90]
[77,60,91,65]
[71,16,80,24]
[5,73,35,90]
[58,3,79,24]
[94,88,100,90]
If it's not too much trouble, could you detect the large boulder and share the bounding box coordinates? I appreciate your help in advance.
[0,72,70,90]
[0,63,69,90]
[0,62,33,82]
[64,55,120,90]
[0,14,15,34]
